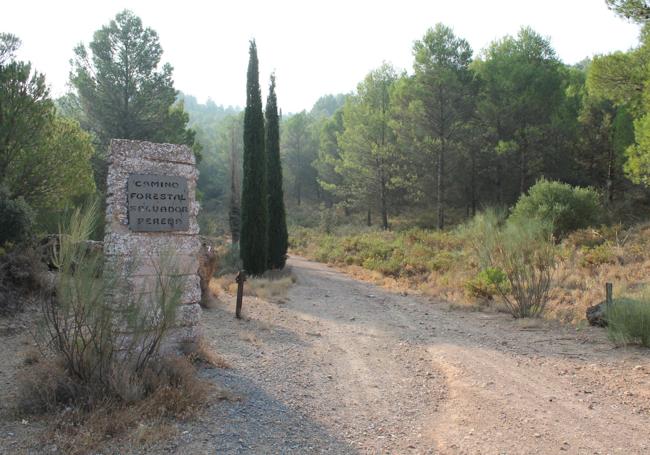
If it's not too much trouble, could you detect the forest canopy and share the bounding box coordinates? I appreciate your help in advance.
[1,4,649,241]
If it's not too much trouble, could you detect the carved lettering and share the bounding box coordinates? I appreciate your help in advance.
[127,174,189,231]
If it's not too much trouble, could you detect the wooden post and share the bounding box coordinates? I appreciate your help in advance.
[235,271,247,319]
[606,282,613,307]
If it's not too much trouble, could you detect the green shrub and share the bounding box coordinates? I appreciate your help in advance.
[495,218,557,317]
[0,190,35,245]
[511,179,602,239]
[465,267,509,299]
[463,208,506,269]
[40,201,183,390]
[0,245,47,315]
[467,211,557,318]
[319,205,337,234]
[580,243,617,267]
[607,296,650,347]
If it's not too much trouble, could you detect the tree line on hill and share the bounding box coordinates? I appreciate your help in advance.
[190,2,650,236]
[2,3,650,252]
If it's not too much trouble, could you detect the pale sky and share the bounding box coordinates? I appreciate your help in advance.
[2,0,642,113]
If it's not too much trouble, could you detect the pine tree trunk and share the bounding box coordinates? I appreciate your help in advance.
[296,183,301,206]
[520,147,526,196]
[471,147,477,217]
[366,207,372,227]
[437,140,445,230]
[496,157,503,206]
[606,146,614,204]
[380,176,389,230]
[519,133,528,196]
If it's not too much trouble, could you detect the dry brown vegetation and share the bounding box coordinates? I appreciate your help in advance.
[16,352,212,455]
[291,222,650,325]
[181,337,231,369]
[210,267,296,303]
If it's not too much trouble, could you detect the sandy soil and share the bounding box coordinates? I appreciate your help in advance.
[1,255,649,454]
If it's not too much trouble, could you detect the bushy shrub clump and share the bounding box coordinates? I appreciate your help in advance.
[305,228,462,278]
[465,267,509,300]
[607,295,650,347]
[0,189,35,245]
[18,202,211,452]
[466,210,557,318]
[31,202,189,405]
[511,179,602,239]
[0,246,47,314]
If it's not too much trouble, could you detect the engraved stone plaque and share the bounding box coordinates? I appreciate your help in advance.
[106,140,201,351]
[127,174,190,231]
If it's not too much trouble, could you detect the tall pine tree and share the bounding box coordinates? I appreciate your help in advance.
[240,40,267,275]
[265,74,288,269]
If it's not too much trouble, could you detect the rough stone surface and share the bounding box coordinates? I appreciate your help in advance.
[105,139,200,236]
[104,253,199,277]
[176,303,202,327]
[104,233,201,257]
[162,324,202,351]
[122,275,202,305]
[104,139,202,348]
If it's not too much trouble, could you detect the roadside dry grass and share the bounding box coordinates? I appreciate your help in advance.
[181,337,231,369]
[15,352,214,455]
[210,268,296,303]
[290,223,650,325]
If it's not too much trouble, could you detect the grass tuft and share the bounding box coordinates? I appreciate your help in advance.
[607,294,650,347]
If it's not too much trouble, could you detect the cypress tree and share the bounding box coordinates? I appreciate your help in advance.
[265,74,288,269]
[240,40,267,275]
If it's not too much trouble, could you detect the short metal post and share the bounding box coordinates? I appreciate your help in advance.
[606,282,613,307]
[235,271,247,319]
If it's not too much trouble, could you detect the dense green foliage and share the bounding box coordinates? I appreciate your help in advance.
[30,5,640,243]
[3,4,650,286]
[12,116,95,209]
[70,10,195,148]
[275,21,650,230]
[265,75,288,269]
[0,34,95,237]
[588,25,650,189]
[410,24,474,229]
[334,64,399,229]
[0,190,35,245]
[240,41,268,275]
[0,34,53,184]
[510,179,603,238]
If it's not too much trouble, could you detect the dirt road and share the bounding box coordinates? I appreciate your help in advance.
[181,256,650,454]
[1,256,649,454]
